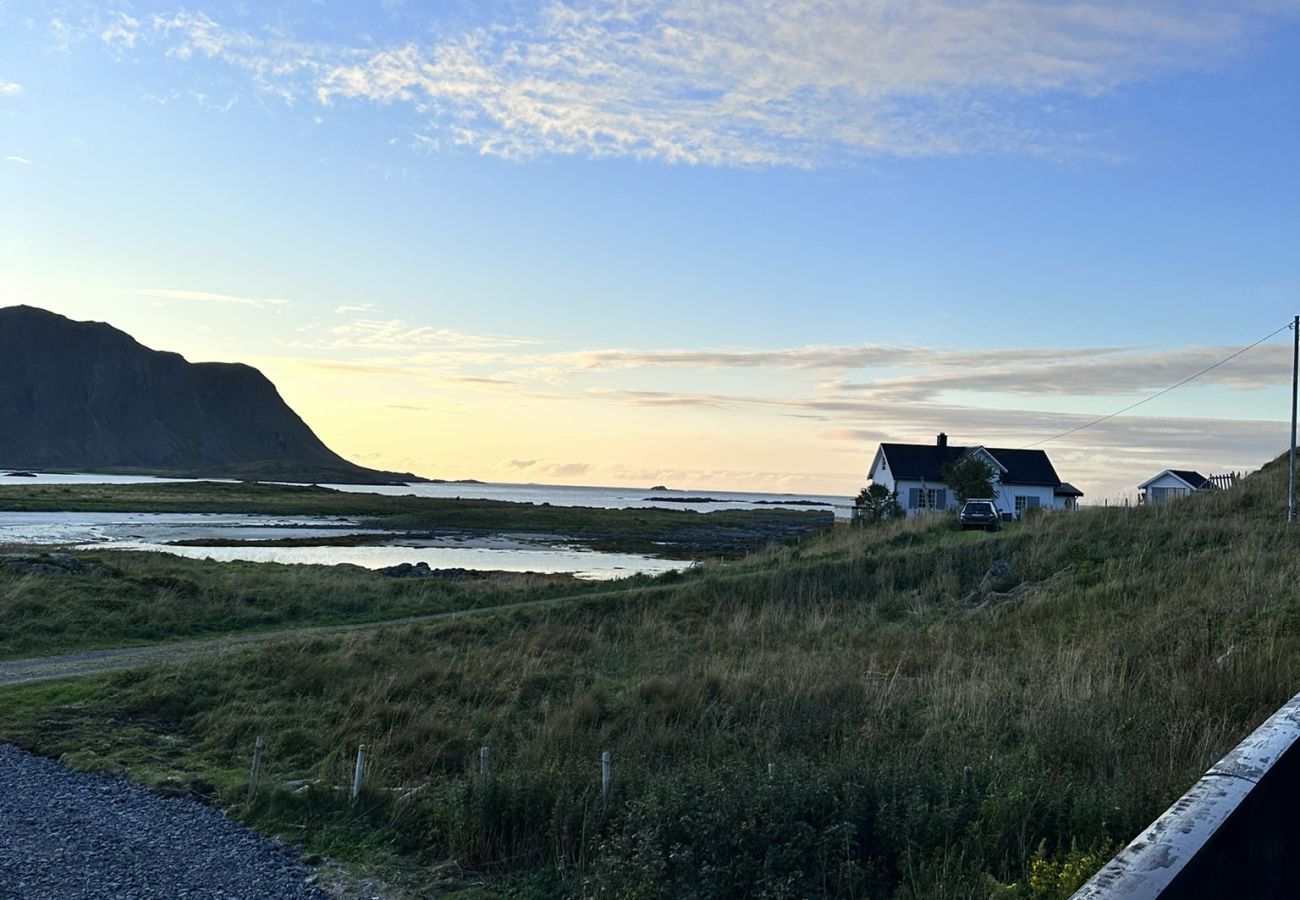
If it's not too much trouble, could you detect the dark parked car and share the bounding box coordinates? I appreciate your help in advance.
[959,499,1000,531]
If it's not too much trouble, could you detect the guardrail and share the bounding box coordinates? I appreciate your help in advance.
[1071,692,1300,899]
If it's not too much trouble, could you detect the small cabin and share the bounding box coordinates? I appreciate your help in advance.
[1138,469,1214,505]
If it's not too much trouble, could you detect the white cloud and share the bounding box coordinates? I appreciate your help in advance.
[335,303,378,314]
[551,340,1291,399]
[309,317,537,352]
[0,82,21,97]
[132,288,291,306]
[100,13,140,50]
[3,155,31,165]
[502,458,589,477]
[74,1,1297,166]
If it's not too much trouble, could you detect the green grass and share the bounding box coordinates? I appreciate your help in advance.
[0,551,613,659]
[3,455,1300,897]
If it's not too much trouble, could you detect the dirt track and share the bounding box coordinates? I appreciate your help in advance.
[0,594,588,688]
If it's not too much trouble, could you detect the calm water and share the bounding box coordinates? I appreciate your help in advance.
[104,541,684,580]
[0,472,846,577]
[0,471,852,516]
[319,480,855,517]
[0,510,682,580]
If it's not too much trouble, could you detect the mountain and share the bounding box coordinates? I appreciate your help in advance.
[0,306,421,484]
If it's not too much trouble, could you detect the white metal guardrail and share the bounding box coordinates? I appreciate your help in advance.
[1071,692,1300,899]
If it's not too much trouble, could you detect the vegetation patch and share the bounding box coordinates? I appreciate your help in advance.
[2,456,1299,896]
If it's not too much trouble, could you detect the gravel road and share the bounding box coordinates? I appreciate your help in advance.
[0,744,326,899]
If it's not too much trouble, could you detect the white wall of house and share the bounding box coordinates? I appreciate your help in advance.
[886,476,1065,518]
[894,478,952,515]
[1142,472,1196,504]
[991,482,1060,517]
[869,450,895,493]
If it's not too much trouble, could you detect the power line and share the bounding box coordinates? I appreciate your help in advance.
[1021,320,1295,450]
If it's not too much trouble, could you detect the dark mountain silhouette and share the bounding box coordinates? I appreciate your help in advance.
[0,306,420,484]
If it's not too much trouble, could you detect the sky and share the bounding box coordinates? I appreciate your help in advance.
[2,1,1298,500]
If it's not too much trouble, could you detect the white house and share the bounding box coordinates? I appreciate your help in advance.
[867,433,1082,518]
[1138,469,1215,505]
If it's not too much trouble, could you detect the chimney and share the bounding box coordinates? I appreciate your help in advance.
[937,432,948,448]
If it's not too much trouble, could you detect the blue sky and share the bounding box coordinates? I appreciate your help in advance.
[2,1,1298,497]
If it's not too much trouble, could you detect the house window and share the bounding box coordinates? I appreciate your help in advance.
[910,487,947,510]
[1014,495,1040,515]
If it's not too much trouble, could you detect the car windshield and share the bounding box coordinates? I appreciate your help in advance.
[966,502,995,513]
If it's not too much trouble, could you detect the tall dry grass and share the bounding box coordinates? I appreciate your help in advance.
[4,454,1300,897]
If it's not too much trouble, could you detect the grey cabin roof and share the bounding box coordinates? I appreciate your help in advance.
[1054,482,1084,497]
[878,442,1062,487]
[1169,470,1213,490]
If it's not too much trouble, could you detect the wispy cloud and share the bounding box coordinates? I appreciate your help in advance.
[100,13,140,50]
[303,317,537,352]
[555,341,1290,398]
[561,344,1123,373]
[830,345,1292,401]
[0,82,21,97]
[260,316,1292,496]
[3,155,31,165]
[132,288,291,306]
[335,304,378,314]
[63,2,1297,166]
[585,384,1286,464]
[503,458,590,477]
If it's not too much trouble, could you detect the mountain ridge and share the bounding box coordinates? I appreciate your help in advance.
[0,305,422,485]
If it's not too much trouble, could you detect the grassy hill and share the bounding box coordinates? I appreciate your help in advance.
[3,454,1299,898]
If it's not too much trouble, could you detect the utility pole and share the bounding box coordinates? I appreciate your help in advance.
[1291,315,1298,522]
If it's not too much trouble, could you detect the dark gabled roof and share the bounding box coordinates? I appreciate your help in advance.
[1054,482,1084,497]
[1169,470,1213,490]
[877,443,963,482]
[983,448,1061,486]
[878,443,1062,487]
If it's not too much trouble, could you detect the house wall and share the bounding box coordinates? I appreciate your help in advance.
[893,478,950,515]
[870,453,895,492]
[992,482,1062,516]
[880,475,1066,518]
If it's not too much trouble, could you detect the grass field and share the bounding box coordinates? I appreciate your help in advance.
[0,551,617,659]
[2,457,1298,898]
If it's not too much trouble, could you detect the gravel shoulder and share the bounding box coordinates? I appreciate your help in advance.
[0,743,326,899]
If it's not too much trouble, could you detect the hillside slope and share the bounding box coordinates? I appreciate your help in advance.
[1,452,1297,898]
[0,306,418,484]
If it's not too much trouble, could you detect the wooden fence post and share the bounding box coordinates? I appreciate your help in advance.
[248,736,265,800]
[601,751,612,802]
[352,744,367,801]
[480,745,490,777]
[768,762,776,780]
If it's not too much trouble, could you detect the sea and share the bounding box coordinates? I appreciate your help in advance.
[0,472,853,579]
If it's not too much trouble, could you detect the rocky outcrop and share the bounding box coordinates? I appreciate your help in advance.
[0,553,114,578]
[0,306,418,484]
[376,562,475,580]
